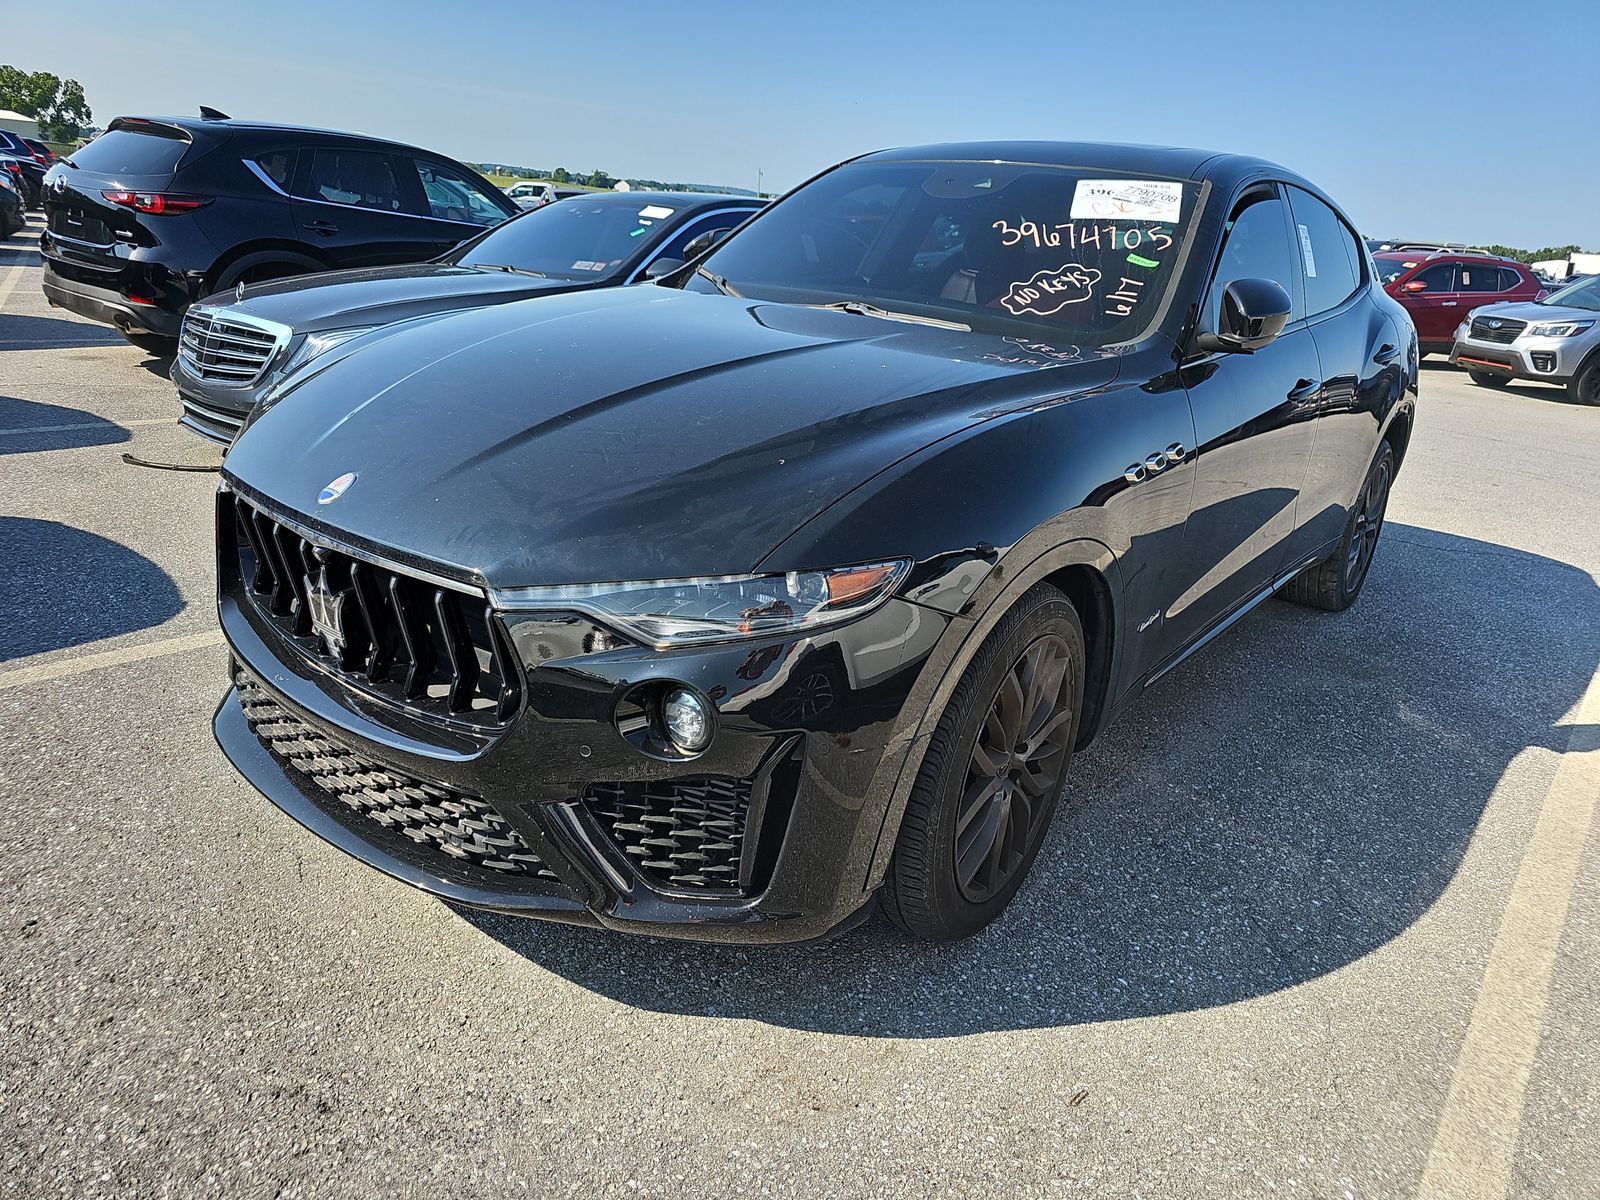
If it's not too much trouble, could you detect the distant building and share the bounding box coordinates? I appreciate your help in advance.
[613,180,632,191]
[1533,253,1600,281]
[0,109,41,140]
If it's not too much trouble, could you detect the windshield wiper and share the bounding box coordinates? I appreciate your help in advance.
[811,300,970,331]
[694,265,743,297]
[474,264,547,278]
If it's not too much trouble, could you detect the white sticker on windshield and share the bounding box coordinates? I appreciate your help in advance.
[638,205,675,219]
[1297,223,1317,278]
[1070,180,1184,223]
[571,260,605,272]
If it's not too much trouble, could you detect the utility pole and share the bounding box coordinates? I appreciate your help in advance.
[757,168,763,199]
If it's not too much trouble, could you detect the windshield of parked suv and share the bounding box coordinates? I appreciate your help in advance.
[1540,276,1600,311]
[692,160,1201,343]
[1373,255,1421,285]
[450,198,681,279]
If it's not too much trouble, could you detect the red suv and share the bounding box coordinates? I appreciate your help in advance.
[1374,251,1546,355]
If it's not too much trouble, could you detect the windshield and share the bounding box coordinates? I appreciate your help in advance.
[1540,276,1600,311]
[692,160,1201,343]
[1373,256,1420,285]
[451,198,683,280]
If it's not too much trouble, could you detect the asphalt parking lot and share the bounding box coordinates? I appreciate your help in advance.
[2,210,1597,1200]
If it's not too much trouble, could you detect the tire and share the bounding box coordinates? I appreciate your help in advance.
[881,583,1085,942]
[1469,371,1511,389]
[1569,360,1600,407]
[1280,440,1395,612]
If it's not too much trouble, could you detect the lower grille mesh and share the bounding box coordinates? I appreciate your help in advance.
[236,672,555,880]
[584,778,751,891]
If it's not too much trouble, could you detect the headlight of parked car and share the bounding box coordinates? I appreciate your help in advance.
[281,326,380,377]
[1527,320,1595,338]
[494,561,911,648]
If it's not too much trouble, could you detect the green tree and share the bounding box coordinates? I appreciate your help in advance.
[0,66,92,142]
[550,166,570,184]
[585,168,612,189]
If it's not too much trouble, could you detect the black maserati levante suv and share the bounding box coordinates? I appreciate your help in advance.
[172,191,763,444]
[213,142,1418,943]
[40,112,516,344]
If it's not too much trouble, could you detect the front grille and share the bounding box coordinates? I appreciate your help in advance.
[180,308,286,384]
[584,778,752,892]
[228,492,521,726]
[1470,316,1525,344]
[236,671,556,881]
[178,393,246,445]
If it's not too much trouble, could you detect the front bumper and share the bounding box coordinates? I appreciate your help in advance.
[172,355,256,446]
[40,261,185,337]
[1449,327,1585,383]
[213,501,950,943]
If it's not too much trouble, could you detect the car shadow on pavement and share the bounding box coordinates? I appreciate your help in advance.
[1421,358,1583,406]
[467,523,1600,1036]
[0,313,124,351]
[0,517,184,662]
[0,396,132,455]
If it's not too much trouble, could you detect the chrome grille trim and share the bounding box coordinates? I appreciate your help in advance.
[178,306,290,386]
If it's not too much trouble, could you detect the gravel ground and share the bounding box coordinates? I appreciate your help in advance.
[2,213,1597,1199]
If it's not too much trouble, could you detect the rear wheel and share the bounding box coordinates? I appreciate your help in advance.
[1569,360,1600,407]
[1280,441,1395,612]
[881,584,1084,941]
[1469,371,1511,389]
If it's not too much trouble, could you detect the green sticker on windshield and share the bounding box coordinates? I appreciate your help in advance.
[1127,253,1160,269]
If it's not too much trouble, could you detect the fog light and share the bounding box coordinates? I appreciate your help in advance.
[662,687,713,753]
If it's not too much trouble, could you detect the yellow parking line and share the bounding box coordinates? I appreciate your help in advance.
[0,417,172,436]
[1417,664,1600,1199]
[0,261,27,312]
[0,630,226,690]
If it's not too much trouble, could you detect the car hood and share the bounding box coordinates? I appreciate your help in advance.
[223,286,1119,588]
[1467,299,1591,324]
[221,263,587,334]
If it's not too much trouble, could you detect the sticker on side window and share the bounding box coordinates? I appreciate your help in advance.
[638,205,675,219]
[1297,223,1317,278]
[1069,180,1184,223]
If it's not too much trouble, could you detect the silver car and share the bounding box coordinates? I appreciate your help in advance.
[1449,274,1600,405]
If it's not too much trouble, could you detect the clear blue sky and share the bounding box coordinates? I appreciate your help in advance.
[9,0,1598,247]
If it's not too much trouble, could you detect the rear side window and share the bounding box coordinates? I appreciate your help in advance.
[415,160,509,226]
[1208,191,1303,324]
[1457,264,1507,293]
[69,128,190,176]
[253,151,295,191]
[1286,187,1362,317]
[1500,267,1528,291]
[297,149,404,212]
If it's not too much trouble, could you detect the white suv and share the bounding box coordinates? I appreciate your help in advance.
[1450,274,1600,405]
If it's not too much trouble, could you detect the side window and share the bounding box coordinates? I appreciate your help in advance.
[415,160,508,227]
[1286,187,1361,317]
[1457,264,1506,293]
[1411,263,1457,292]
[656,211,751,261]
[1207,190,1302,327]
[252,150,295,192]
[298,149,404,213]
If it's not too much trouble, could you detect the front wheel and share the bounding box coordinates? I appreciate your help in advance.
[1469,371,1511,389]
[881,584,1084,942]
[1280,441,1395,612]
[1569,361,1600,407]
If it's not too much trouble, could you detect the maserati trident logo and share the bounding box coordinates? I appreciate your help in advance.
[303,568,348,657]
[317,471,356,504]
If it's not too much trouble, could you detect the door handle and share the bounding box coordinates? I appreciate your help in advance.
[305,220,339,235]
[1287,378,1322,405]
[1374,343,1400,364]
[1441,301,1458,307]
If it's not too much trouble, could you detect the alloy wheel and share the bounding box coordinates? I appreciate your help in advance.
[1344,457,1391,590]
[954,634,1075,902]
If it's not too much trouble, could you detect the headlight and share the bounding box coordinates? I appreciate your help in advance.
[493,560,911,648]
[280,326,380,377]
[1527,320,1595,338]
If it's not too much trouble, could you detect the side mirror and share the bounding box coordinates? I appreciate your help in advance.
[1195,278,1292,354]
[643,257,686,281]
[681,227,732,261]
[1401,279,1428,293]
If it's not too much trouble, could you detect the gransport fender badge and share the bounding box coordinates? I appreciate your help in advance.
[317,472,357,504]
